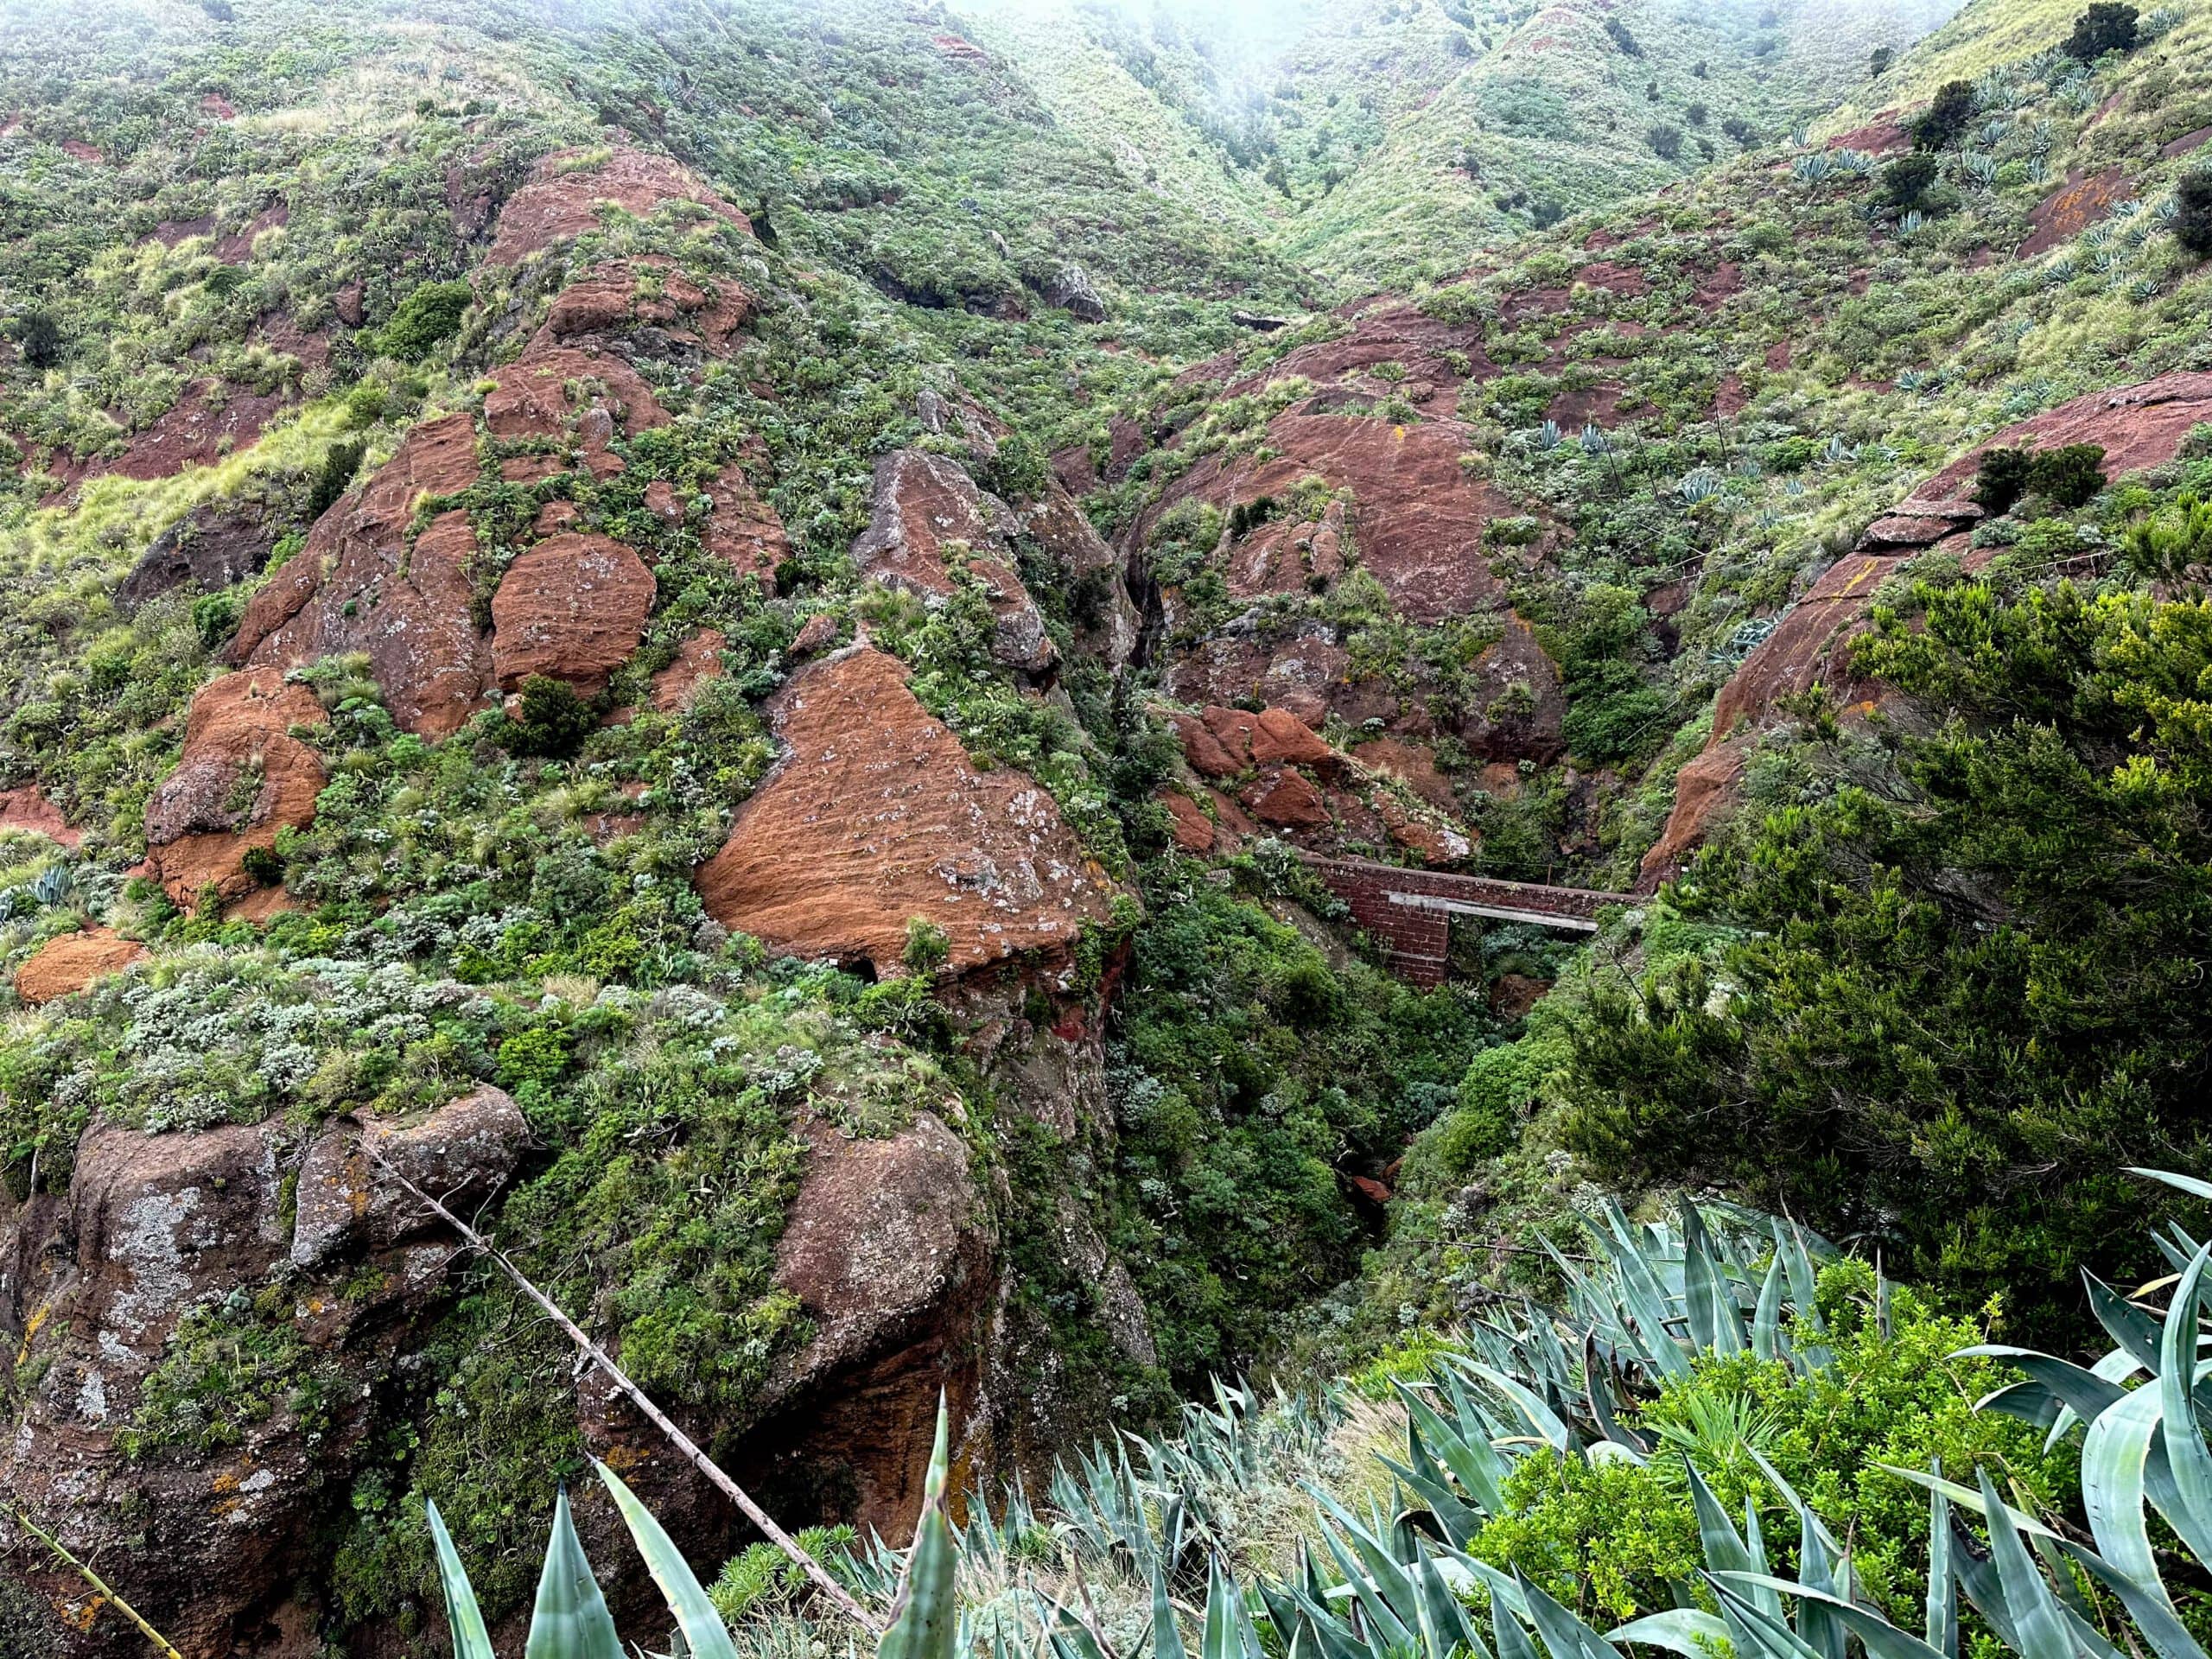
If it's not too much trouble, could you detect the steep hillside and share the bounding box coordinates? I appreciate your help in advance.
[971,0,1965,283]
[3,0,2212,1653]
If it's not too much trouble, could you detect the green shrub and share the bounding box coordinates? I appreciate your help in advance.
[1972,446,2036,513]
[2063,2,2138,60]
[1881,153,1939,212]
[505,675,596,757]
[376,279,474,361]
[1914,80,1975,149]
[2029,442,2107,508]
[1561,580,2212,1338]
[2175,171,2212,259]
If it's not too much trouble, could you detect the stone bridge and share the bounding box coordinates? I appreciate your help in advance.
[1302,855,1634,988]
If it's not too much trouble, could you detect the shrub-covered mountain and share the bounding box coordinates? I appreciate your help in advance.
[966,0,1964,284]
[2,0,2210,1652]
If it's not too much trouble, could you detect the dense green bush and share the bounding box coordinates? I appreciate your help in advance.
[1561,576,2212,1338]
[1105,864,1488,1381]
[1470,1262,2070,1624]
[1914,79,1975,149]
[2063,3,2138,60]
[2177,171,2212,258]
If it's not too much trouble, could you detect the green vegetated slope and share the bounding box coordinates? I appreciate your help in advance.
[1332,0,2212,1357]
[3,0,2212,1648]
[971,0,1967,286]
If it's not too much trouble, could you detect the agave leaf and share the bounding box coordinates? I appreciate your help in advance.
[1971,1468,2070,1659]
[1608,1610,1732,1659]
[2157,1244,2212,1562]
[594,1464,741,1659]
[1752,1255,1787,1364]
[1150,1564,1186,1659]
[525,1487,622,1659]
[2131,1168,2212,1204]
[1458,1361,1573,1453]
[1314,1519,1414,1649]
[1707,1575,1827,1659]
[1515,1569,1621,1659]
[1958,1348,2127,1427]
[2084,1274,2164,1377]
[2057,1537,2210,1659]
[1309,1489,1421,1628]
[1377,1452,1486,1548]
[427,1501,498,1659]
[1412,1551,1488,1659]
[1874,1466,2066,1541]
[1714,1574,1945,1659]
[1925,1465,1956,1659]
[1395,1381,1508,1513]
[2080,1380,2178,1616]
[878,1399,959,1659]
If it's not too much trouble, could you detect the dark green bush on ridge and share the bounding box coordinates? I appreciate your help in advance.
[375,278,474,361]
[1560,577,2212,1340]
[2063,2,2139,61]
[1973,443,2107,515]
[2177,172,2212,259]
[1915,79,1976,150]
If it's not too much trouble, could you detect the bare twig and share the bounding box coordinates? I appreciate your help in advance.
[10,1506,185,1659]
[369,1151,885,1633]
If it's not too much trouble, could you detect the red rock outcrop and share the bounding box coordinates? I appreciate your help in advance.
[489,532,656,695]
[0,784,79,846]
[485,146,751,267]
[695,646,1118,976]
[545,257,754,350]
[484,340,670,480]
[143,668,327,907]
[736,1111,995,1533]
[704,461,793,585]
[0,1090,535,1659]
[2019,166,2134,257]
[1644,372,2212,882]
[1146,413,1519,626]
[852,449,1056,674]
[229,414,493,738]
[289,1085,531,1268]
[13,927,148,1004]
[650,628,725,711]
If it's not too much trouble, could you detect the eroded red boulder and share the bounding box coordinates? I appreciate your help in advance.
[695,647,1119,976]
[144,669,327,907]
[489,532,656,695]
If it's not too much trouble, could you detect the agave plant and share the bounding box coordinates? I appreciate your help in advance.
[1791,151,1835,187]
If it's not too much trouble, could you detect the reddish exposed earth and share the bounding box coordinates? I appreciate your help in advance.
[143,667,327,908]
[694,646,1120,976]
[2018,166,2135,257]
[489,532,657,695]
[14,928,148,1004]
[851,448,1055,672]
[484,146,751,266]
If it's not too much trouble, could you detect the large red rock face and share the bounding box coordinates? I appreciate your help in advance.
[733,1110,995,1535]
[485,146,753,267]
[852,449,1056,674]
[1643,372,2212,884]
[226,145,763,742]
[695,646,1119,976]
[1148,413,1519,625]
[1116,294,1571,827]
[490,532,657,695]
[143,668,328,907]
[228,412,495,739]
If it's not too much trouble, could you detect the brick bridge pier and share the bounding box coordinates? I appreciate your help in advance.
[1302,855,1633,988]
